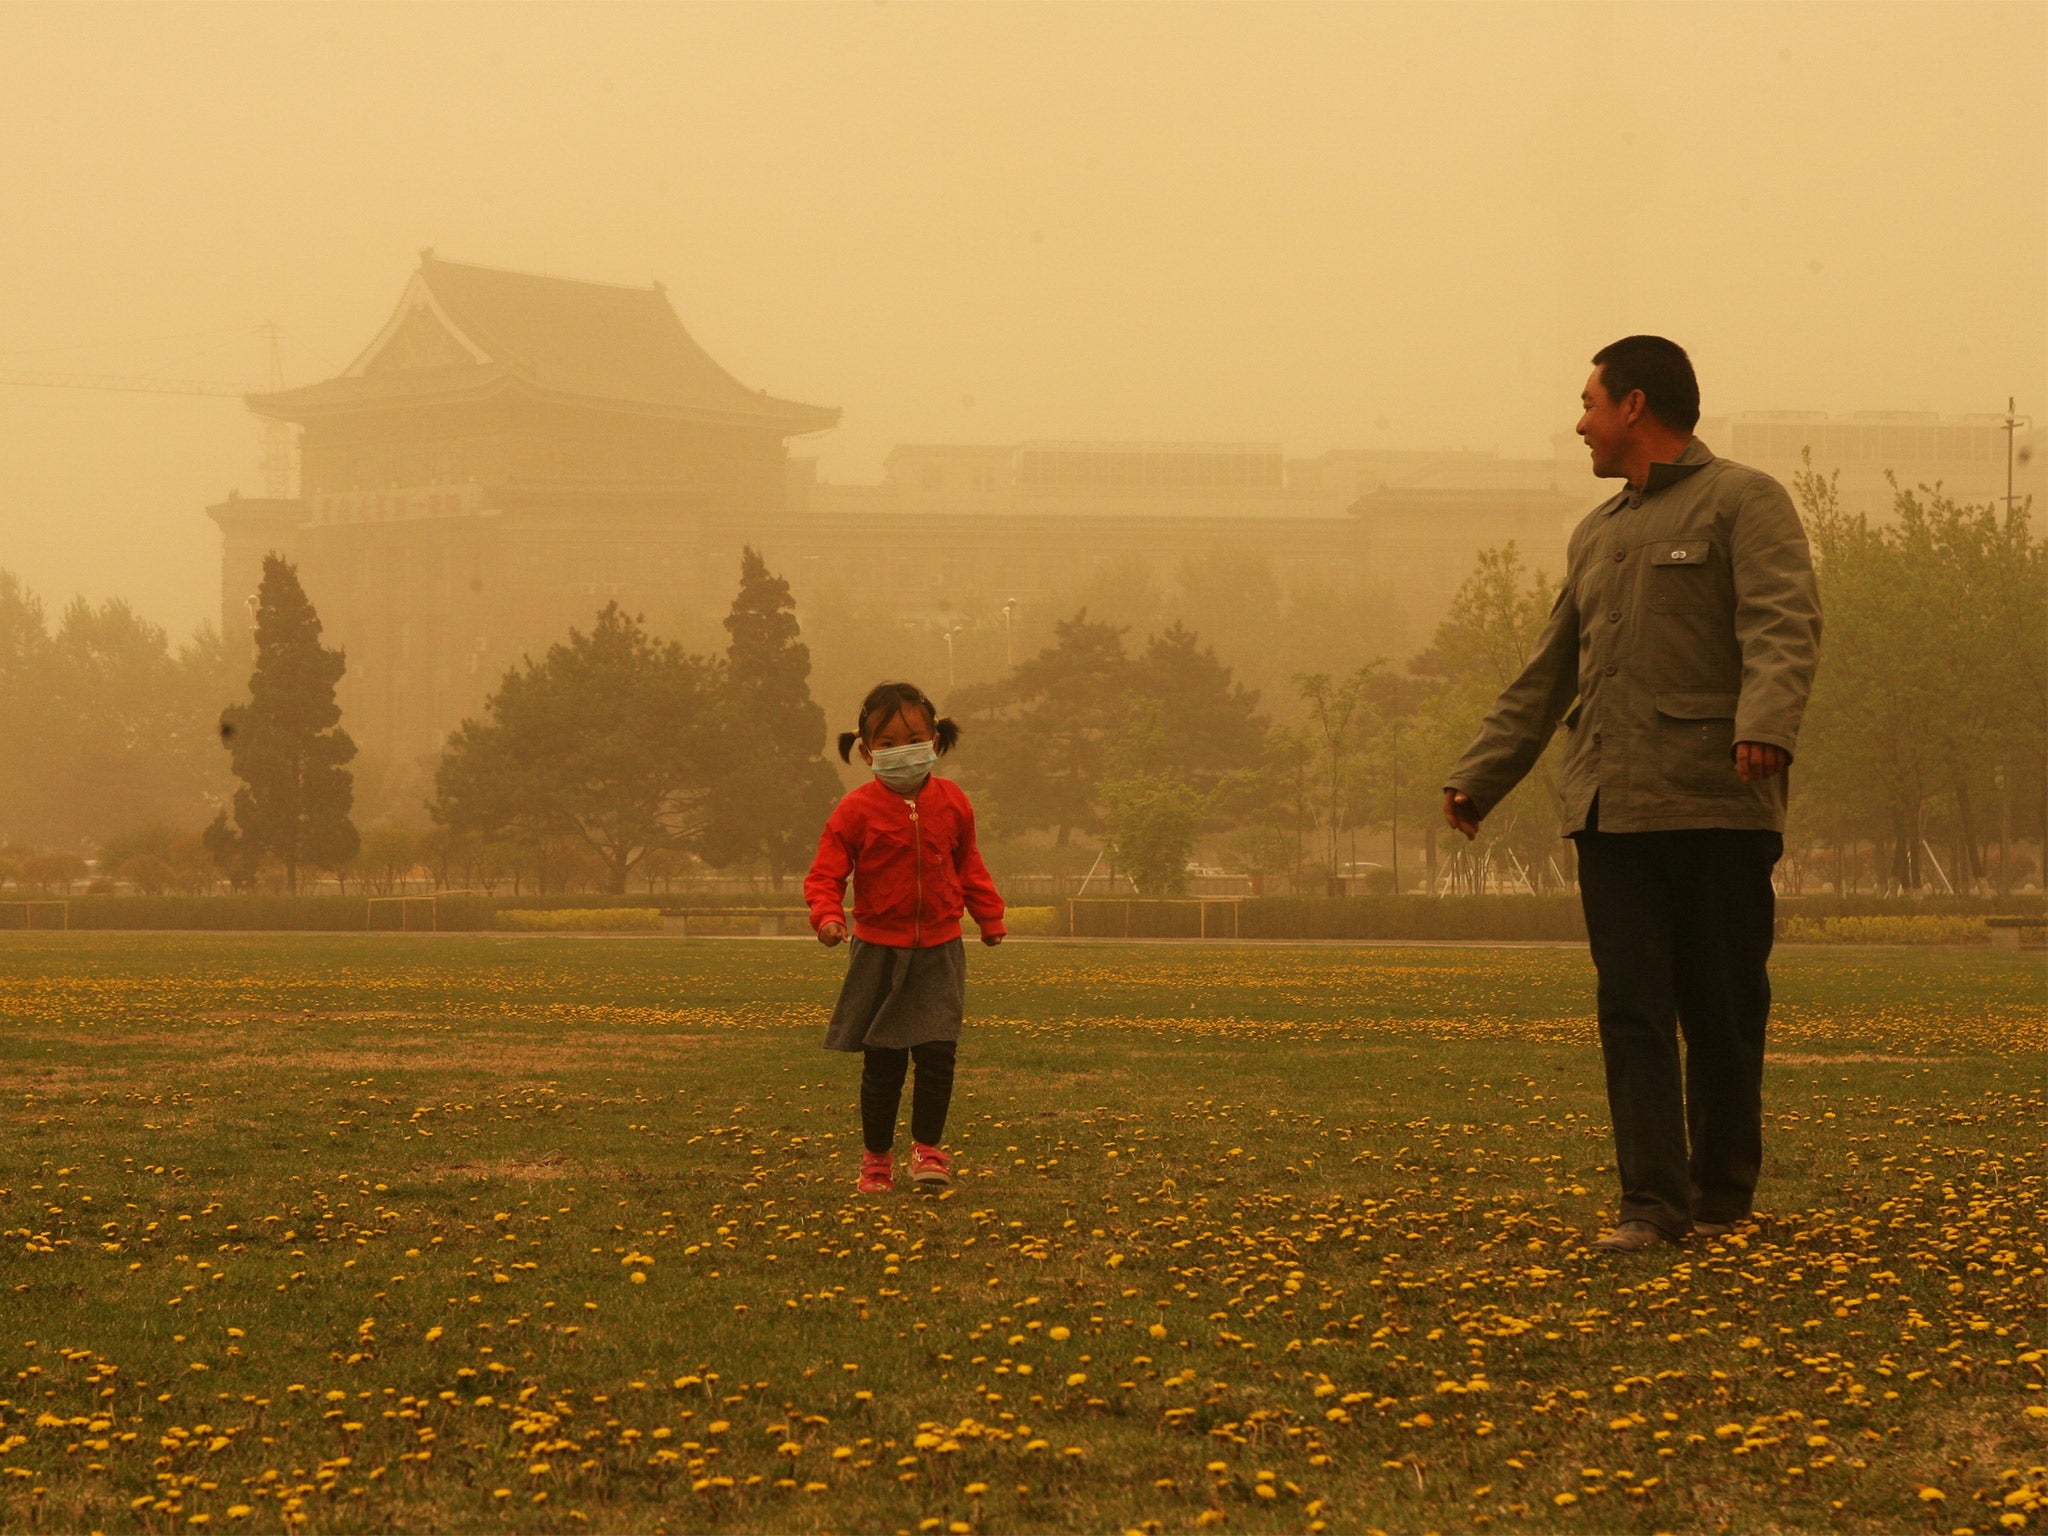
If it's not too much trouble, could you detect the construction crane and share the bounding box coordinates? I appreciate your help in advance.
[0,323,296,497]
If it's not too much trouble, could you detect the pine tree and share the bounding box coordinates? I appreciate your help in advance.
[211,554,358,891]
[1128,622,1268,792]
[700,548,841,884]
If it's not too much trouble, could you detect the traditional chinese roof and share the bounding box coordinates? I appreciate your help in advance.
[248,252,838,434]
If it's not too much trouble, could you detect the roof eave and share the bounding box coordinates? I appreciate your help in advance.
[248,373,841,435]
[244,374,509,422]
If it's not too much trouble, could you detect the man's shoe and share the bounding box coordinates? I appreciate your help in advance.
[1693,1220,1738,1241]
[1591,1220,1678,1253]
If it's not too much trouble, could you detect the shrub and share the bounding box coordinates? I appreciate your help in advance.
[117,854,177,896]
[495,907,662,933]
[1780,915,1988,945]
[1002,906,1060,936]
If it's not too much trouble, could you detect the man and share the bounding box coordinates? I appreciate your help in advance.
[1442,336,1820,1253]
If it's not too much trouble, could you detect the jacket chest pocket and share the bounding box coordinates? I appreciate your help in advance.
[862,823,916,866]
[1646,540,1716,613]
[922,822,960,883]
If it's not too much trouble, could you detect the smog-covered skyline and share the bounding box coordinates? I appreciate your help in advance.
[0,0,2042,637]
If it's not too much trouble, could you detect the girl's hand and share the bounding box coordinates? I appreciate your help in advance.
[819,921,847,947]
[981,932,1004,947]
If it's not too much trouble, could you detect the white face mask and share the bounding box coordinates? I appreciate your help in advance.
[869,740,937,793]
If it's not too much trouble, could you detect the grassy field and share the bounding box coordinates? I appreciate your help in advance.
[1,934,2042,1535]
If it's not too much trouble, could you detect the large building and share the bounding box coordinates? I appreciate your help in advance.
[789,441,1579,622]
[208,256,1580,767]
[209,252,840,767]
[209,255,2036,770]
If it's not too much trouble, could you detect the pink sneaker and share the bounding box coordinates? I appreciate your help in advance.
[858,1150,894,1194]
[911,1143,953,1187]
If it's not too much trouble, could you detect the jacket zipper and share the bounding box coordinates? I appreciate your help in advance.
[907,789,923,947]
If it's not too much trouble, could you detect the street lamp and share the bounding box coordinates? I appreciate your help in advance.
[943,626,960,691]
[1002,599,1016,669]
[1995,764,2011,895]
[2002,397,2033,515]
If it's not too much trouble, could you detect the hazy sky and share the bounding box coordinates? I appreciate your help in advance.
[2,1,2042,637]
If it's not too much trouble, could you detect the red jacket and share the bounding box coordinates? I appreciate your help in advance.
[805,775,1005,947]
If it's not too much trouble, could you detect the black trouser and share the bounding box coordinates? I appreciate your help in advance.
[860,1041,956,1154]
[1573,818,1782,1238]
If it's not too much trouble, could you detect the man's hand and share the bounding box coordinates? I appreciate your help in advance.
[981,931,1004,947]
[1734,741,1789,782]
[1442,787,1479,840]
[818,920,847,947]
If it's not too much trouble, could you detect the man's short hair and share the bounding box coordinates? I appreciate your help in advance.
[1591,336,1700,432]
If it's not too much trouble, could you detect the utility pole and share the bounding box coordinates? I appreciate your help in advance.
[2002,396,2032,515]
[258,322,296,499]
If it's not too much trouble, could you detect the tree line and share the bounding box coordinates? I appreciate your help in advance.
[0,546,843,897]
[937,542,1570,895]
[1,470,2038,898]
[1787,464,2044,892]
[0,573,238,889]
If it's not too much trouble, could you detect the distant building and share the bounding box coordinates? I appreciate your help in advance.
[1696,411,2042,517]
[789,440,1574,623]
[208,256,2029,771]
[206,256,1573,767]
[210,252,838,767]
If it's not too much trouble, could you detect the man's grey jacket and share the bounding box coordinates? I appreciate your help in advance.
[1444,437,1821,834]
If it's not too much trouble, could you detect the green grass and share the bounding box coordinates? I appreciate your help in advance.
[1,935,2042,1535]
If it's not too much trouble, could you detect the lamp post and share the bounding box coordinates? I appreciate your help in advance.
[943,626,960,691]
[1995,764,2011,895]
[1002,599,1016,669]
[2002,397,2033,515]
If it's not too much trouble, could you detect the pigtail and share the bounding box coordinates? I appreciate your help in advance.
[837,730,860,763]
[933,716,962,755]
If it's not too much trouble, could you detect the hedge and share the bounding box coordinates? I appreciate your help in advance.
[1779,915,1990,945]
[1062,893,2042,942]
[1003,906,1061,937]
[1066,894,1590,941]
[495,908,662,933]
[14,890,2041,939]
[39,893,804,932]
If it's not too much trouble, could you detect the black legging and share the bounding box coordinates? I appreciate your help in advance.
[861,1041,956,1153]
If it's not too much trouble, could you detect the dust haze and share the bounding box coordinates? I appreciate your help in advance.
[0,2,2044,898]
[3,1,2041,634]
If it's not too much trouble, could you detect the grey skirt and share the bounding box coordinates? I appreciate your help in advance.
[822,937,966,1052]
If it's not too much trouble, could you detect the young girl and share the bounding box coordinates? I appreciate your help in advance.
[806,681,1005,1193]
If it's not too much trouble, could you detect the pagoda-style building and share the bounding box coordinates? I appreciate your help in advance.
[209,251,837,770]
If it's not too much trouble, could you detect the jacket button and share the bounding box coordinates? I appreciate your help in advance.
[1603,663,1617,676]
[1593,732,1602,745]
[1608,610,1620,622]
[1613,550,1626,562]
